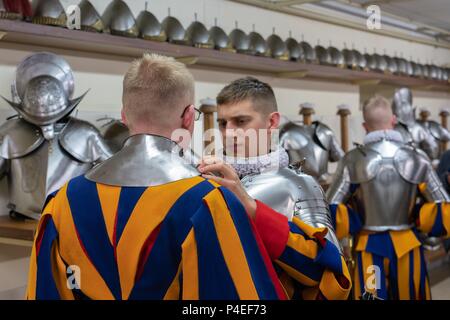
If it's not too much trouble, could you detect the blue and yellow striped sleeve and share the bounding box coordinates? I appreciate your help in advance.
[329,203,363,240]
[417,202,450,238]
[253,201,351,300]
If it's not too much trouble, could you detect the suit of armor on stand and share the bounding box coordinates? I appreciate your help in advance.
[0,52,112,220]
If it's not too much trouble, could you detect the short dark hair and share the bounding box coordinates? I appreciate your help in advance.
[216,77,278,114]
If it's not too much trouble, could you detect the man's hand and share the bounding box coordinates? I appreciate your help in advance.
[198,156,257,219]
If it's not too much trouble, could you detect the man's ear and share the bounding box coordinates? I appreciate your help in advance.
[181,105,195,130]
[121,109,127,126]
[268,112,281,131]
[391,114,397,126]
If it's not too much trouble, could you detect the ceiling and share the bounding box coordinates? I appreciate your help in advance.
[230,0,450,47]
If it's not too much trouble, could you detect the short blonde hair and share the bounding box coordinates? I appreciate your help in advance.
[362,95,393,130]
[122,53,195,130]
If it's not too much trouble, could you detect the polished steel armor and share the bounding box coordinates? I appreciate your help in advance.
[102,0,138,38]
[315,45,332,65]
[209,25,235,52]
[392,87,439,159]
[161,16,188,44]
[32,0,66,26]
[86,134,199,187]
[0,53,112,219]
[242,165,342,253]
[0,117,112,220]
[267,34,289,60]
[97,117,129,153]
[248,31,268,56]
[328,47,345,67]
[186,20,214,48]
[327,138,449,231]
[285,37,304,61]
[418,119,450,159]
[79,0,105,33]
[136,10,166,41]
[229,28,250,53]
[280,120,344,184]
[300,41,317,63]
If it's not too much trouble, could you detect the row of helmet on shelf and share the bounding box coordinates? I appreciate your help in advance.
[1,0,449,82]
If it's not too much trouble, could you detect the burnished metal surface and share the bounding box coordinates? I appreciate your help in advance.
[86,134,199,187]
[229,28,250,53]
[32,0,66,26]
[342,49,358,69]
[280,120,344,184]
[3,76,87,130]
[267,34,288,60]
[327,138,450,231]
[242,166,342,252]
[209,25,234,52]
[102,0,138,38]
[0,118,44,159]
[79,0,105,33]
[136,10,166,41]
[248,31,267,56]
[299,41,317,63]
[98,118,129,153]
[0,118,112,220]
[328,47,345,67]
[285,37,304,61]
[186,21,213,48]
[315,45,332,65]
[15,52,74,100]
[392,87,439,159]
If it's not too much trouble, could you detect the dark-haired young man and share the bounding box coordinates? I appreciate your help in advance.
[199,77,351,300]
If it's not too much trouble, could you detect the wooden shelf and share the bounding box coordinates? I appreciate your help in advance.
[0,19,449,91]
[0,216,37,247]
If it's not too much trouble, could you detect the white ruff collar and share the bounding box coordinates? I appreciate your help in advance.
[363,129,404,145]
[224,148,290,178]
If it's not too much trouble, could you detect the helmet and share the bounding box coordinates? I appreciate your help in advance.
[300,41,317,63]
[248,31,268,56]
[136,10,166,41]
[79,0,105,33]
[102,0,138,38]
[315,45,332,65]
[161,16,188,44]
[285,37,304,61]
[208,25,235,52]
[328,47,345,67]
[229,28,250,53]
[267,33,289,60]
[32,0,66,26]
[15,52,74,101]
[3,75,87,127]
[186,20,213,48]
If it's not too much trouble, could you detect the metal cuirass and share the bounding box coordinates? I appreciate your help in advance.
[0,117,111,219]
[417,119,450,159]
[280,121,343,183]
[340,140,429,231]
[241,166,342,252]
[86,134,200,187]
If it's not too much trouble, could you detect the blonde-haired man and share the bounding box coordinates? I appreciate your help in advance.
[327,95,450,300]
[26,54,349,300]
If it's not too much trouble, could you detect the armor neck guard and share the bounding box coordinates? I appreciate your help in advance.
[85,134,199,187]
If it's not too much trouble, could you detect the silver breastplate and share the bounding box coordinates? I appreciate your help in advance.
[85,134,200,187]
[347,140,422,231]
[7,138,91,219]
[280,123,329,181]
[242,166,341,253]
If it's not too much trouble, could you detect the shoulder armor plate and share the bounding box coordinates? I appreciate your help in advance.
[345,146,382,183]
[0,118,44,159]
[279,122,310,150]
[59,118,106,163]
[242,167,325,221]
[314,121,333,150]
[394,146,429,184]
